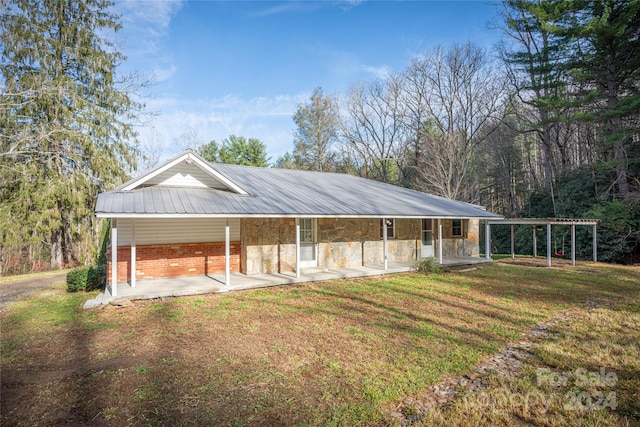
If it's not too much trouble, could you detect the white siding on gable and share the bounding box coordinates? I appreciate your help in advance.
[115,218,240,246]
[144,163,229,190]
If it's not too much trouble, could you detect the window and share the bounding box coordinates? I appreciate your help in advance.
[452,219,463,237]
[421,219,433,245]
[299,218,315,242]
[380,218,395,239]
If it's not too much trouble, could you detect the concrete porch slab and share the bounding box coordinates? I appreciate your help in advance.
[98,257,490,305]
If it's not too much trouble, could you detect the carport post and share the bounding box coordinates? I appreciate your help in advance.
[546,223,552,267]
[533,226,537,258]
[484,221,491,260]
[511,224,515,260]
[295,218,300,278]
[438,220,443,265]
[571,223,576,266]
[593,225,597,262]
[383,217,388,270]
[111,219,117,297]
[225,219,230,287]
[131,220,136,288]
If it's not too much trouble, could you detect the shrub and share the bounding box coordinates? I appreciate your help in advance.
[87,265,106,291]
[66,265,106,292]
[67,267,90,292]
[413,257,442,274]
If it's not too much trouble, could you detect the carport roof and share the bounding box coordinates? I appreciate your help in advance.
[96,151,502,219]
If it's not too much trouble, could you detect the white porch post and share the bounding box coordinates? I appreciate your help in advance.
[593,224,597,262]
[131,220,136,288]
[510,224,515,260]
[571,223,576,266]
[438,220,443,265]
[546,223,552,267]
[533,226,537,258]
[485,221,491,260]
[295,218,301,278]
[383,217,388,270]
[111,219,118,297]
[225,219,230,287]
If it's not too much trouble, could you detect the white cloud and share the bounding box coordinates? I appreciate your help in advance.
[137,92,309,163]
[113,0,183,85]
[361,64,392,80]
[151,64,177,82]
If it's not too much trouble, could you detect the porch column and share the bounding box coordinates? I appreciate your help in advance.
[510,224,515,260]
[295,218,300,278]
[571,223,576,266]
[438,220,443,265]
[111,219,117,297]
[382,217,388,270]
[546,223,552,267]
[485,221,491,260]
[533,226,537,258]
[131,220,136,288]
[225,219,230,287]
[593,224,597,262]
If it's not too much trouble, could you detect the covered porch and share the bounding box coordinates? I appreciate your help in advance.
[90,256,490,306]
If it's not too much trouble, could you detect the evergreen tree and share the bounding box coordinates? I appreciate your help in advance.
[498,0,573,192]
[0,0,143,272]
[274,151,295,169]
[558,0,640,198]
[197,135,270,167]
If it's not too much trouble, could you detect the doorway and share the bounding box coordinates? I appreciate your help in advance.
[421,219,434,258]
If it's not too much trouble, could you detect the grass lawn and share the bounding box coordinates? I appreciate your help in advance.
[1,261,638,426]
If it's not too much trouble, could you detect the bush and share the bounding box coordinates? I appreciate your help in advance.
[67,267,90,292]
[413,257,442,274]
[87,265,106,291]
[67,265,106,292]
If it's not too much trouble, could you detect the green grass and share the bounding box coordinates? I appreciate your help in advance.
[0,262,638,426]
[0,268,71,284]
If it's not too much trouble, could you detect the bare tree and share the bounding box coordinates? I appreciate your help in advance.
[404,43,507,201]
[340,75,410,184]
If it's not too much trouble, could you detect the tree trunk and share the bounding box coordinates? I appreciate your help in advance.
[614,142,629,198]
[50,229,63,269]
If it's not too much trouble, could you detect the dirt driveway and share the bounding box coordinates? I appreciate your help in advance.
[0,272,68,312]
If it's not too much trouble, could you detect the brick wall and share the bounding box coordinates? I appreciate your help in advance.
[106,241,240,283]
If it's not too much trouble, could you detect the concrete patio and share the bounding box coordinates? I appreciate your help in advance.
[84,256,490,308]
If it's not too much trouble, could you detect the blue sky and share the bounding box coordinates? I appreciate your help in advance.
[114,1,501,164]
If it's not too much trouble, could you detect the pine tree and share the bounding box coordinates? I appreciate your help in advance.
[197,136,270,167]
[558,0,640,198]
[0,0,143,272]
[498,0,573,192]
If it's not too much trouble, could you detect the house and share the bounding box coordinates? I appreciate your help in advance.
[95,150,502,296]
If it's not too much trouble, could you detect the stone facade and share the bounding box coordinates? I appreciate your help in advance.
[241,218,296,274]
[241,217,442,274]
[437,219,480,257]
[317,218,376,268]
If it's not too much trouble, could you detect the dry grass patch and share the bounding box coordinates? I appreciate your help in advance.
[1,262,638,426]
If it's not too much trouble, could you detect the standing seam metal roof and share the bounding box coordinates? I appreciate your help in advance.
[95,154,502,219]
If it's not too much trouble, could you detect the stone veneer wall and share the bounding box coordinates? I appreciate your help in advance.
[241,218,296,274]
[438,219,480,257]
[241,218,423,274]
[362,218,420,265]
[317,218,377,268]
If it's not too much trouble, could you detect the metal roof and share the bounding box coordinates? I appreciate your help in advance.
[488,218,599,225]
[96,152,502,219]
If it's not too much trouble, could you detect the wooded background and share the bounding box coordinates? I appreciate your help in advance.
[2,0,638,274]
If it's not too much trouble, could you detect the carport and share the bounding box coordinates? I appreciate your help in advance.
[485,218,599,267]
